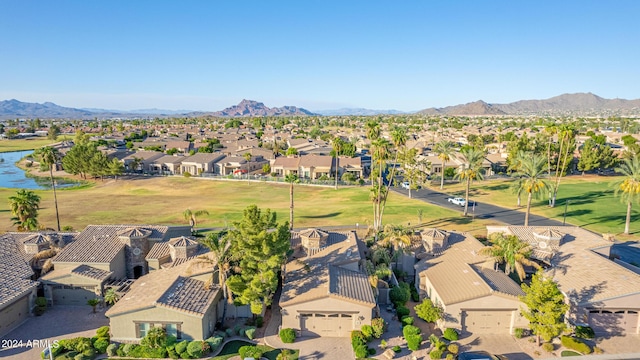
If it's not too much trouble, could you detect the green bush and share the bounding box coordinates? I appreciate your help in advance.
[542,342,554,352]
[36,297,48,307]
[245,327,257,340]
[393,345,401,352]
[225,328,235,337]
[73,354,85,360]
[514,328,526,338]
[575,325,595,339]
[401,316,414,326]
[122,343,136,356]
[256,315,264,328]
[390,282,411,305]
[205,336,223,351]
[95,326,110,339]
[447,343,459,354]
[235,325,245,336]
[93,338,109,354]
[116,343,126,357]
[430,349,443,359]
[166,335,177,347]
[371,317,386,338]
[446,354,455,360]
[180,352,192,359]
[368,347,376,355]
[186,340,209,358]
[239,345,264,359]
[351,330,367,348]
[443,328,458,341]
[175,340,189,355]
[167,347,179,359]
[279,328,296,343]
[106,343,118,357]
[403,325,422,351]
[354,344,368,358]
[396,305,410,319]
[561,336,592,354]
[361,324,374,339]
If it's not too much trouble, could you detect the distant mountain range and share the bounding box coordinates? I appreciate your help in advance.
[1,93,640,119]
[418,93,640,116]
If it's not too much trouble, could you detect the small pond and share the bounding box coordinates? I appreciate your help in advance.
[0,150,80,189]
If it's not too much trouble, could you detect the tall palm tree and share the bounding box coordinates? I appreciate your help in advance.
[331,137,343,190]
[35,146,61,231]
[508,150,528,207]
[433,140,455,190]
[370,138,391,232]
[454,148,485,216]
[613,156,640,234]
[9,189,41,231]
[285,173,298,230]
[183,209,210,232]
[478,233,540,282]
[516,154,550,226]
[379,224,412,270]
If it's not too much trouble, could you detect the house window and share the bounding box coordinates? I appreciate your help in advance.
[165,323,181,339]
[137,323,150,338]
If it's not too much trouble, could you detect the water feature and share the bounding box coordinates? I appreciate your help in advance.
[0,150,80,189]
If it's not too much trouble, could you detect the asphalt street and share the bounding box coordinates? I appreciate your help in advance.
[392,187,566,227]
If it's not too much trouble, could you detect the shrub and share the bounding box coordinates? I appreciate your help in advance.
[239,345,264,359]
[256,315,264,328]
[351,330,367,348]
[430,349,443,359]
[542,342,554,352]
[403,325,420,337]
[575,325,595,339]
[403,325,422,351]
[361,325,374,339]
[187,340,209,358]
[141,326,167,349]
[393,345,401,352]
[235,325,244,336]
[414,298,443,323]
[279,328,296,343]
[396,305,410,319]
[167,347,179,359]
[447,343,459,354]
[561,336,592,354]
[73,354,85,360]
[368,347,376,355]
[371,317,386,338]
[93,338,109,354]
[389,282,411,305]
[35,297,47,307]
[353,344,368,358]
[116,343,126,356]
[96,326,110,339]
[106,343,118,357]
[446,354,455,360]
[379,339,387,349]
[180,352,192,359]
[183,171,191,177]
[122,343,136,356]
[175,340,189,355]
[205,336,223,351]
[514,328,526,338]
[443,328,458,341]
[401,316,414,326]
[245,327,257,340]
[166,335,177,347]
[225,328,235,337]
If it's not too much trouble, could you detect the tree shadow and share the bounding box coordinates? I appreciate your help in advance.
[299,350,325,359]
[485,183,509,191]
[300,212,342,219]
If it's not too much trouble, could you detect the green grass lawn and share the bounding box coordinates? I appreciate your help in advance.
[210,340,297,360]
[0,136,72,152]
[0,176,500,234]
[443,175,639,237]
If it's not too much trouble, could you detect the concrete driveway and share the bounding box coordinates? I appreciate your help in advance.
[0,305,109,360]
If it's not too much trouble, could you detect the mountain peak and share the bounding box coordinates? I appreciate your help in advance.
[210,100,316,117]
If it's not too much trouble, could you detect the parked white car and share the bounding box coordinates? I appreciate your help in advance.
[447,197,476,207]
[401,181,410,189]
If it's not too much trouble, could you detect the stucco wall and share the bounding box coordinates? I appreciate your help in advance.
[109,306,212,342]
[281,297,374,332]
[442,295,528,333]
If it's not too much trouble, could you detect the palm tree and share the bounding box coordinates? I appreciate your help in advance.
[516,154,550,226]
[9,189,41,231]
[380,126,407,213]
[433,140,455,190]
[370,138,391,232]
[331,136,343,190]
[104,288,120,306]
[379,224,412,270]
[35,146,61,231]
[190,232,233,319]
[454,148,485,216]
[285,173,299,230]
[612,156,640,234]
[87,298,100,313]
[183,209,210,232]
[478,233,540,282]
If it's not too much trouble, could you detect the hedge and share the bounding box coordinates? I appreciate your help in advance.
[279,328,296,343]
[561,336,592,354]
[443,328,458,341]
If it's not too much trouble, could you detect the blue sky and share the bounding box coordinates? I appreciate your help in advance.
[1,1,638,112]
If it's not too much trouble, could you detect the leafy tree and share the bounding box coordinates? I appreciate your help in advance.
[414,298,443,323]
[400,147,429,199]
[183,208,209,232]
[141,327,167,349]
[550,126,577,207]
[515,153,550,226]
[108,158,124,180]
[262,163,271,174]
[9,189,41,231]
[612,156,640,234]
[286,147,298,156]
[380,224,412,270]
[35,146,61,230]
[479,233,540,282]
[47,124,61,140]
[520,270,569,346]
[227,205,290,316]
[454,147,485,216]
[434,140,456,190]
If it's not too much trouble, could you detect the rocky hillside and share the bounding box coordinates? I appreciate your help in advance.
[209,99,316,117]
[0,99,96,119]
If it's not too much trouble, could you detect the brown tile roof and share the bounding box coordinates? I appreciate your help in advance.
[146,242,171,260]
[329,266,375,304]
[71,264,113,281]
[0,234,38,307]
[472,265,525,297]
[272,156,300,169]
[298,155,332,168]
[181,153,225,164]
[169,236,198,247]
[156,276,219,315]
[502,226,640,305]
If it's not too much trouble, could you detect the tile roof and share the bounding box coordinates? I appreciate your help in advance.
[71,264,113,281]
[169,236,198,247]
[502,226,640,305]
[146,242,171,260]
[329,266,376,304]
[472,265,525,297]
[156,276,219,315]
[0,234,38,308]
[298,155,333,168]
[181,153,225,164]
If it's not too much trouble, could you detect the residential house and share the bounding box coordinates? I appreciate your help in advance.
[149,155,185,175]
[215,155,269,176]
[489,225,640,336]
[338,156,364,179]
[165,141,192,154]
[122,151,165,173]
[271,157,300,177]
[280,229,376,337]
[414,229,528,335]
[180,153,225,175]
[40,225,191,306]
[298,155,333,179]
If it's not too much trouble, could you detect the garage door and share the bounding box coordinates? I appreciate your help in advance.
[0,295,30,337]
[462,310,513,334]
[53,287,95,305]
[300,313,354,337]
[589,310,639,335]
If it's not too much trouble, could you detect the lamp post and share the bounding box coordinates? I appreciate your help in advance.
[563,199,572,226]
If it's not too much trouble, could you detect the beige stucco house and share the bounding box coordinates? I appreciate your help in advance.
[414,230,528,335]
[180,153,225,175]
[490,225,640,336]
[280,229,376,337]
